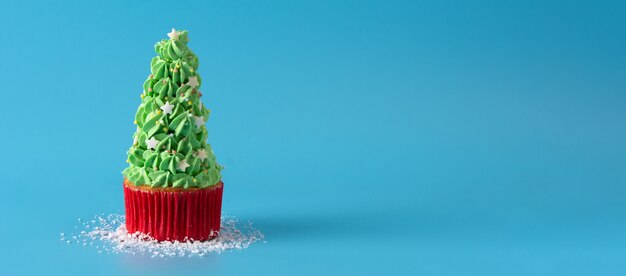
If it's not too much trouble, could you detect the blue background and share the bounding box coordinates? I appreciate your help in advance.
[1,0,626,275]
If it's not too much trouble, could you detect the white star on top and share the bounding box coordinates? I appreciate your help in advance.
[177,159,190,172]
[167,28,180,40]
[187,76,199,88]
[194,115,204,128]
[160,101,174,115]
[196,149,208,161]
[146,137,159,150]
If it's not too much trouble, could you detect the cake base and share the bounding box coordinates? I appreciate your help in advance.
[123,179,224,242]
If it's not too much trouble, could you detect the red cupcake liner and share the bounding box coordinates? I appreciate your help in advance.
[123,179,224,242]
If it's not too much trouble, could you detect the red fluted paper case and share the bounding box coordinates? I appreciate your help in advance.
[123,179,224,241]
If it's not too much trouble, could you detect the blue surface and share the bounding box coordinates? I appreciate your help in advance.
[2,0,626,275]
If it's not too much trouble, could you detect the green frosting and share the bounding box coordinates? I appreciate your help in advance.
[122,29,222,189]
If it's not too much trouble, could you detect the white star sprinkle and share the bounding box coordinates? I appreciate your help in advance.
[146,137,159,150]
[194,115,204,128]
[133,135,138,145]
[196,149,208,161]
[187,76,199,88]
[177,159,190,172]
[160,101,174,115]
[167,28,180,40]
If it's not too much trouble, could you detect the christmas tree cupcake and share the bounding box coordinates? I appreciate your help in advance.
[122,28,223,242]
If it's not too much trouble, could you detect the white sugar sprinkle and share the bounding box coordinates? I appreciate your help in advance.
[63,214,264,257]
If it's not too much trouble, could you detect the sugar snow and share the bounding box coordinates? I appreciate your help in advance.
[62,214,264,257]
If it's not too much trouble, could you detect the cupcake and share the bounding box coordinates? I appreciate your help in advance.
[122,28,223,242]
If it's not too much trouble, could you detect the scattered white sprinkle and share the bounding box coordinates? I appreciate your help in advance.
[63,214,264,257]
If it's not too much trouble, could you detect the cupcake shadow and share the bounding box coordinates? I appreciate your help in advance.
[245,211,381,241]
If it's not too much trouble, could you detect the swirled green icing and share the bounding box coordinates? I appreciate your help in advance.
[122,29,222,189]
